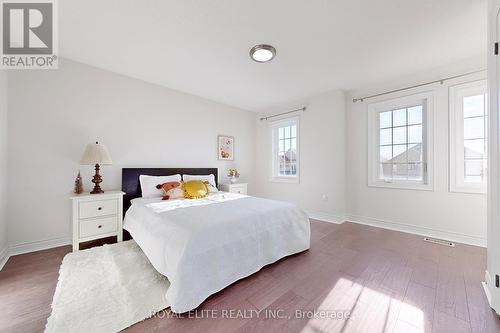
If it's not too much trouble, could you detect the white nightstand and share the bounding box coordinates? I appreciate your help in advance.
[70,191,125,251]
[219,182,248,195]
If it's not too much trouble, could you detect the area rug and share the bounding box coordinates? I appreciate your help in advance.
[45,240,170,333]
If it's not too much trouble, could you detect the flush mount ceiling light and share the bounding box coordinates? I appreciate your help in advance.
[250,44,276,63]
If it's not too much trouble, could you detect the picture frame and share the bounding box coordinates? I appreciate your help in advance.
[218,135,234,161]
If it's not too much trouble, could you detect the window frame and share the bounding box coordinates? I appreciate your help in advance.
[449,79,488,194]
[270,117,300,183]
[367,91,434,191]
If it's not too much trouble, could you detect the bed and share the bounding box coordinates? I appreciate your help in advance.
[122,168,310,313]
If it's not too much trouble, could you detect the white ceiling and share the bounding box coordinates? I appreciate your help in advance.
[60,0,487,111]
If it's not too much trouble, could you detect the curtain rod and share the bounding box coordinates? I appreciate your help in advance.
[259,107,306,121]
[352,69,487,103]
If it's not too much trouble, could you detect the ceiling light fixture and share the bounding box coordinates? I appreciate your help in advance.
[250,44,276,63]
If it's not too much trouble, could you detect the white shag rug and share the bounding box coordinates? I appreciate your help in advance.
[45,240,170,333]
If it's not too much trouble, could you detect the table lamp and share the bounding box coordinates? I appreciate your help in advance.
[80,141,113,194]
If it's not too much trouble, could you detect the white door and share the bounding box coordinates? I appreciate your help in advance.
[485,0,500,315]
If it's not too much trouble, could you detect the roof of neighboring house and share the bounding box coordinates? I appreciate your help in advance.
[390,143,484,163]
[280,148,297,162]
[390,144,422,163]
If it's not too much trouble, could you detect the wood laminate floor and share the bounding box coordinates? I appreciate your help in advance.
[1,220,499,333]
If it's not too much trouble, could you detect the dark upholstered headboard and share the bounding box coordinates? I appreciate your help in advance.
[122,168,218,214]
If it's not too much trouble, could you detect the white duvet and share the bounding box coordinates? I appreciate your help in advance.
[123,192,310,313]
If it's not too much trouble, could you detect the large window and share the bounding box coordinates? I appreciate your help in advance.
[368,92,433,190]
[270,117,299,182]
[450,80,488,194]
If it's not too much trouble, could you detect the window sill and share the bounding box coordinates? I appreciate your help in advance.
[449,185,486,195]
[368,180,433,191]
[270,176,300,184]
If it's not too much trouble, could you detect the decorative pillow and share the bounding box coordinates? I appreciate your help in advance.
[140,174,182,198]
[182,174,217,188]
[182,180,209,199]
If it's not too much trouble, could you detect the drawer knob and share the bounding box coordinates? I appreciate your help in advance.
[98,225,102,228]
[98,207,102,211]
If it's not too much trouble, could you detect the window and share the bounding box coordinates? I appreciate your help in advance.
[450,80,488,194]
[368,92,433,190]
[270,117,299,182]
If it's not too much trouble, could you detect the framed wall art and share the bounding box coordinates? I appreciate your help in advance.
[218,135,234,161]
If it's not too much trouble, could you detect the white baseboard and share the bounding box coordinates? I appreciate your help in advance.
[0,237,72,271]
[8,236,71,257]
[307,211,485,247]
[307,211,345,224]
[0,246,9,270]
[346,214,486,247]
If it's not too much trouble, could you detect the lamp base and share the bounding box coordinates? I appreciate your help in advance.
[90,163,104,194]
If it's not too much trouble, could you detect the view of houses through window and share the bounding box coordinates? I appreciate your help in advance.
[450,80,488,193]
[462,93,487,183]
[277,124,297,176]
[271,117,299,181]
[379,105,424,182]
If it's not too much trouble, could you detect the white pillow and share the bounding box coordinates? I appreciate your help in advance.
[139,174,182,198]
[207,184,219,193]
[182,174,217,188]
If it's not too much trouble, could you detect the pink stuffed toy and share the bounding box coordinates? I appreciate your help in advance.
[156,181,181,200]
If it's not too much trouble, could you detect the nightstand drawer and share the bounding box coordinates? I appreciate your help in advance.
[79,216,117,238]
[231,185,246,194]
[220,183,248,195]
[79,199,118,219]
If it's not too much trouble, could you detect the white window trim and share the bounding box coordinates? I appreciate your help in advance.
[449,79,488,194]
[270,116,300,183]
[367,91,434,191]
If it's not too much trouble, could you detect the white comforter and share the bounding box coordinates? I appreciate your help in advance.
[123,192,310,313]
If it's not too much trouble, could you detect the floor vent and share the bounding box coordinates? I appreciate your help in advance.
[423,237,455,247]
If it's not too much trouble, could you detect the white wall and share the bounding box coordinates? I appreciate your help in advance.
[7,59,255,249]
[253,59,487,246]
[0,71,7,262]
[346,66,487,246]
[254,90,346,222]
[4,57,489,252]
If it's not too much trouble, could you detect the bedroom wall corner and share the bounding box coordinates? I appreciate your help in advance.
[253,89,347,222]
[345,57,487,247]
[0,70,8,269]
[6,58,256,251]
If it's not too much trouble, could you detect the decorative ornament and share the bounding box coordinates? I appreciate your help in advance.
[74,171,84,194]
